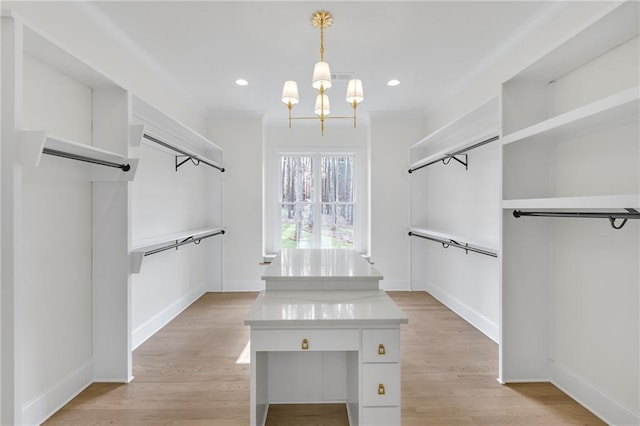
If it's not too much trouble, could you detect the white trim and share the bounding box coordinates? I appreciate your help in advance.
[550,362,639,426]
[425,282,499,343]
[223,280,265,292]
[132,284,206,350]
[379,280,411,291]
[21,360,93,426]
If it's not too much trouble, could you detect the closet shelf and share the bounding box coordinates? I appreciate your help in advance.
[508,2,639,84]
[131,95,223,155]
[502,86,639,147]
[130,125,225,172]
[18,130,138,181]
[130,227,225,274]
[502,194,640,210]
[408,227,499,257]
[408,131,498,173]
[410,97,498,150]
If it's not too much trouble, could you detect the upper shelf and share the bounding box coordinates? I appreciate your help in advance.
[18,130,138,181]
[130,124,225,172]
[410,96,498,152]
[505,2,639,84]
[502,86,639,147]
[131,95,223,160]
[2,10,120,90]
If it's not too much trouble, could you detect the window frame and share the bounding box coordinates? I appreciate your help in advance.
[272,147,364,252]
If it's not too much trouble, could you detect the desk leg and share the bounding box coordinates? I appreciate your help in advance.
[251,348,268,426]
[346,351,360,426]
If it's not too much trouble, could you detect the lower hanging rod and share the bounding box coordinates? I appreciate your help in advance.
[408,231,497,258]
[513,209,640,230]
[142,133,225,172]
[43,148,131,171]
[144,230,225,257]
[408,134,499,174]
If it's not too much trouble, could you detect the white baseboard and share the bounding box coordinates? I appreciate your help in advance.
[380,280,411,291]
[132,284,206,350]
[425,282,499,343]
[222,279,265,292]
[21,360,93,426]
[551,361,639,426]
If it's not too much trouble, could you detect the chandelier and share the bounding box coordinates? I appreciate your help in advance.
[281,10,364,136]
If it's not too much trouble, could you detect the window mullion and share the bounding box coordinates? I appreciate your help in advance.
[314,154,321,248]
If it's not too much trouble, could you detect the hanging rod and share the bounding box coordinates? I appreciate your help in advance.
[408,231,498,258]
[43,148,131,171]
[144,230,225,257]
[513,209,640,230]
[142,133,225,172]
[408,135,499,174]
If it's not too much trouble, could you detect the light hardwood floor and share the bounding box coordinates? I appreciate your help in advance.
[45,292,605,425]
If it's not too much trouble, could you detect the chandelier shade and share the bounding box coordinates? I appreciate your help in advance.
[281,80,300,105]
[346,79,364,105]
[312,62,332,91]
[281,10,363,136]
[314,94,330,116]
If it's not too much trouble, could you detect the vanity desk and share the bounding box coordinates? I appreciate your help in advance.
[245,249,408,426]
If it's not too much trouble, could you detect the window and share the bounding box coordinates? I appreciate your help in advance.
[280,154,356,249]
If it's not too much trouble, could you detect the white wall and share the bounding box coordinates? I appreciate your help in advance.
[208,116,267,291]
[20,52,94,420]
[370,115,425,290]
[211,116,421,293]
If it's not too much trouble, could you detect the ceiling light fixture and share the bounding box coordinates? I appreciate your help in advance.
[235,79,248,86]
[387,79,400,87]
[281,10,364,136]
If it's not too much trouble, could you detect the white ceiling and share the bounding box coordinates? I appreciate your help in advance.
[89,1,554,120]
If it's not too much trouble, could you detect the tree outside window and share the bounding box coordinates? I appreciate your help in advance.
[280,154,355,249]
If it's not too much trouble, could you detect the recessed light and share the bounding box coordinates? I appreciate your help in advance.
[387,79,400,87]
[235,79,248,86]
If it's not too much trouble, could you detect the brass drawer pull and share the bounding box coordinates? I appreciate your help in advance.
[378,383,385,395]
[301,338,309,350]
[378,344,386,355]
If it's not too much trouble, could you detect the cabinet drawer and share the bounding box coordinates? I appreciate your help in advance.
[362,329,400,363]
[251,329,358,352]
[361,406,401,425]
[362,363,401,407]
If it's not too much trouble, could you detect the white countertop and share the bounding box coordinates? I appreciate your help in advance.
[262,249,383,281]
[244,290,408,327]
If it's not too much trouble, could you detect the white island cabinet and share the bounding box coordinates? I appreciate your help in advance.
[245,249,408,426]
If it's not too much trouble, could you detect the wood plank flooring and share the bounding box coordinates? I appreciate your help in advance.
[45,292,605,425]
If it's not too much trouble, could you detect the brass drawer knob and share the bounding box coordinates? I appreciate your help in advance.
[378,383,386,395]
[301,338,309,350]
[378,344,386,355]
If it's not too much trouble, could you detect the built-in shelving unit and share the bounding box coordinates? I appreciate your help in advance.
[2,10,136,426]
[2,10,226,426]
[408,96,500,342]
[128,95,225,350]
[500,2,639,424]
